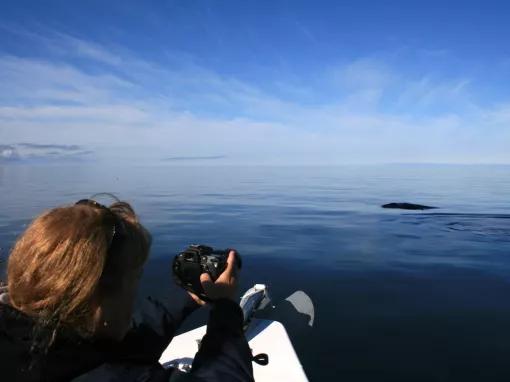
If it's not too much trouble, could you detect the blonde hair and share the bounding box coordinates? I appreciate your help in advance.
[7,200,151,337]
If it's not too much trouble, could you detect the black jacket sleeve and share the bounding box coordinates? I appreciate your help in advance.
[190,299,254,382]
[121,292,200,362]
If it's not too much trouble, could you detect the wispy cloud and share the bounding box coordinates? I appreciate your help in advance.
[0,27,509,164]
[0,23,124,66]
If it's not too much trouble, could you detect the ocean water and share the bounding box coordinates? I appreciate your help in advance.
[1,164,510,381]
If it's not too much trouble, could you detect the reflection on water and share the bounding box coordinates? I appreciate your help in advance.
[1,164,510,381]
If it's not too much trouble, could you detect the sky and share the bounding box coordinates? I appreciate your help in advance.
[1,0,510,165]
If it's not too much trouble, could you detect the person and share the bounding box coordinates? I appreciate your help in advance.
[0,199,254,381]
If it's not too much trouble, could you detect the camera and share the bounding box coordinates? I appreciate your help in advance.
[173,244,242,300]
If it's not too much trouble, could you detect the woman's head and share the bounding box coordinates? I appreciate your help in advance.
[7,199,151,341]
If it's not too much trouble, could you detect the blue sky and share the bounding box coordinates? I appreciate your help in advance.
[1,0,510,164]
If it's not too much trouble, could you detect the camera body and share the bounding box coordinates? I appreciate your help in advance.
[173,244,241,300]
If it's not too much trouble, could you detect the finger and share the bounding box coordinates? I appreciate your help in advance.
[200,272,216,298]
[200,273,214,296]
[188,291,206,306]
[200,272,213,285]
[223,250,236,277]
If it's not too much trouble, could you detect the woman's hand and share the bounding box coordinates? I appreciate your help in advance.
[200,250,239,301]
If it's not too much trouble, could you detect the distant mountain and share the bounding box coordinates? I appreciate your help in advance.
[0,143,93,163]
[0,145,21,162]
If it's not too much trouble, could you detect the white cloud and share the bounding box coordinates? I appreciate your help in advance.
[0,55,134,106]
[329,58,395,90]
[0,105,148,123]
[54,33,123,66]
[394,77,474,113]
[0,29,509,165]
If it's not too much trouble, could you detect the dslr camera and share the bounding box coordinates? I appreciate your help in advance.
[173,244,242,300]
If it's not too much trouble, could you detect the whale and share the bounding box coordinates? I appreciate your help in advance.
[382,202,437,210]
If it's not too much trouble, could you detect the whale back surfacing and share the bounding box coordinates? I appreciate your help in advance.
[382,202,437,210]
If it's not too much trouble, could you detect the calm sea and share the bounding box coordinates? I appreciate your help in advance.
[1,164,510,381]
